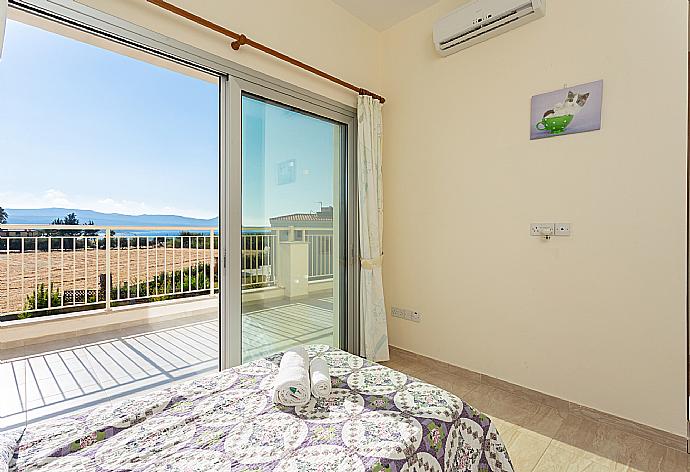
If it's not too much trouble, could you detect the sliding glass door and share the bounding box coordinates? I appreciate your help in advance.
[240,94,346,362]
[221,78,356,365]
[2,0,358,435]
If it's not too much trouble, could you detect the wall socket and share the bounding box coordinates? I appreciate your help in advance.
[391,306,421,323]
[530,223,571,237]
[530,223,554,237]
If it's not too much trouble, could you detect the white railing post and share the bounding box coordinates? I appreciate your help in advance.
[47,235,52,309]
[105,227,111,311]
[209,229,215,296]
[0,224,233,317]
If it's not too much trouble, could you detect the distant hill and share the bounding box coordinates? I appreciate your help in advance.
[5,208,218,228]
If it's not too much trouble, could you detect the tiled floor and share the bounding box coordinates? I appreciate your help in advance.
[243,297,335,360]
[1,315,220,431]
[5,305,687,470]
[1,295,334,432]
[381,351,689,472]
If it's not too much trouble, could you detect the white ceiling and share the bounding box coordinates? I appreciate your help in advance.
[331,0,440,31]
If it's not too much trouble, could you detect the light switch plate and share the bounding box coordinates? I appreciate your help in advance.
[554,223,571,236]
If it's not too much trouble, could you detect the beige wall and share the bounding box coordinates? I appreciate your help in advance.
[67,0,689,437]
[381,0,688,436]
[77,0,381,107]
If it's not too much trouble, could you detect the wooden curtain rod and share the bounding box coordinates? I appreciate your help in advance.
[146,0,385,103]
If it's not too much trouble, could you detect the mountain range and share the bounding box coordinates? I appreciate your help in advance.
[4,208,218,227]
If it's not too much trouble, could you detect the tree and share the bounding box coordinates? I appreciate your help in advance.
[0,207,7,224]
[48,212,84,240]
[52,212,79,226]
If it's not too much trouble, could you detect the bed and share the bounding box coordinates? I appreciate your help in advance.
[2,345,514,471]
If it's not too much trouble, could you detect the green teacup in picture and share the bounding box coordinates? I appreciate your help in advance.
[531,81,603,140]
[535,114,574,134]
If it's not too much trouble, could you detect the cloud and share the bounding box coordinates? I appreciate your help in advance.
[0,190,217,219]
[43,189,71,207]
[0,189,73,209]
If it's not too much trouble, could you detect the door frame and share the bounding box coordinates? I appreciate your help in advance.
[9,0,361,369]
[223,76,359,365]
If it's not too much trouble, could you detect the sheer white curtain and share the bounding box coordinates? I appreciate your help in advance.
[357,95,389,362]
[0,0,7,59]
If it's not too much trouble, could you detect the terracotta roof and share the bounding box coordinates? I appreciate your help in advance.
[269,213,332,222]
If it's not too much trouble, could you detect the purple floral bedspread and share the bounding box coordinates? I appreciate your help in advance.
[2,345,513,471]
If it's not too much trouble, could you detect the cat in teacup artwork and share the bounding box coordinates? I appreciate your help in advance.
[531,80,602,139]
[542,91,590,119]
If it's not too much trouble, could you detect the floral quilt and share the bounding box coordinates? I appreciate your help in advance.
[2,345,513,471]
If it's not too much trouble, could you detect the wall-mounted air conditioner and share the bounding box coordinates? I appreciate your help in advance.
[433,0,545,56]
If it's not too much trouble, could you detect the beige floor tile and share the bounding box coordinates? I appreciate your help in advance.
[660,447,690,472]
[544,415,686,472]
[491,416,520,444]
[533,441,614,472]
[380,359,425,378]
[393,363,481,399]
[412,367,456,390]
[354,350,687,472]
[447,374,481,398]
[505,427,553,471]
[534,439,688,472]
[462,384,566,437]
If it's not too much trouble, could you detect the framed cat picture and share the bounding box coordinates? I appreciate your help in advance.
[530,80,603,140]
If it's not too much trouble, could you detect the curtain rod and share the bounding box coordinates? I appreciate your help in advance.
[146,0,385,103]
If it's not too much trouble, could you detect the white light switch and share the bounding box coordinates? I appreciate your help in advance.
[554,223,571,236]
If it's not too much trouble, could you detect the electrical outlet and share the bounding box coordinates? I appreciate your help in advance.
[391,307,406,319]
[530,223,554,237]
[554,223,571,236]
[392,306,420,322]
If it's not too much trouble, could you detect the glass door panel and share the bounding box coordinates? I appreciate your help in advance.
[241,94,344,362]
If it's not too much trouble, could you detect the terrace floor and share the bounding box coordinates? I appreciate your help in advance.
[0,292,334,432]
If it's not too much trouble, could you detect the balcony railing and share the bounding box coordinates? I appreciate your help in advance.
[0,224,334,321]
[306,233,334,281]
[241,227,278,290]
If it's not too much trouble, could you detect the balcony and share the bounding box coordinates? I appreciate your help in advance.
[0,225,335,431]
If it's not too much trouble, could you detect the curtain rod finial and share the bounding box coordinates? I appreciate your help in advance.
[231,34,247,51]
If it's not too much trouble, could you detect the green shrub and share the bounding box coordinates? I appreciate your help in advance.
[20,284,62,319]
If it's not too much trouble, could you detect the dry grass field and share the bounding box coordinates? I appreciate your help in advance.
[0,247,219,314]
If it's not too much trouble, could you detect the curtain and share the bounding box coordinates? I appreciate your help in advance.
[357,95,389,362]
[0,0,7,60]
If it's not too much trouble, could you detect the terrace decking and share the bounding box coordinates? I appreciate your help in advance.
[0,294,334,432]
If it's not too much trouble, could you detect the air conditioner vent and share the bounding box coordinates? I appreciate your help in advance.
[433,0,546,56]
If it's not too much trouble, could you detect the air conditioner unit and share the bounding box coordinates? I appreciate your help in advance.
[433,0,545,56]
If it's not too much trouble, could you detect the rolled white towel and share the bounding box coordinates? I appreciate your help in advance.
[310,357,331,399]
[273,347,311,406]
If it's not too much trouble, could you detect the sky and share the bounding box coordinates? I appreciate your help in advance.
[0,19,338,226]
[242,96,337,227]
[0,19,219,218]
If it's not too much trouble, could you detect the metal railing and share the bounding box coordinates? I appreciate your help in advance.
[306,233,334,281]
[241,227,278,290]
[0,224,334,320]
[0,225,218,320]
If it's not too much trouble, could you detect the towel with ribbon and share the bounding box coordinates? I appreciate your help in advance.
[272,346,311,407]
